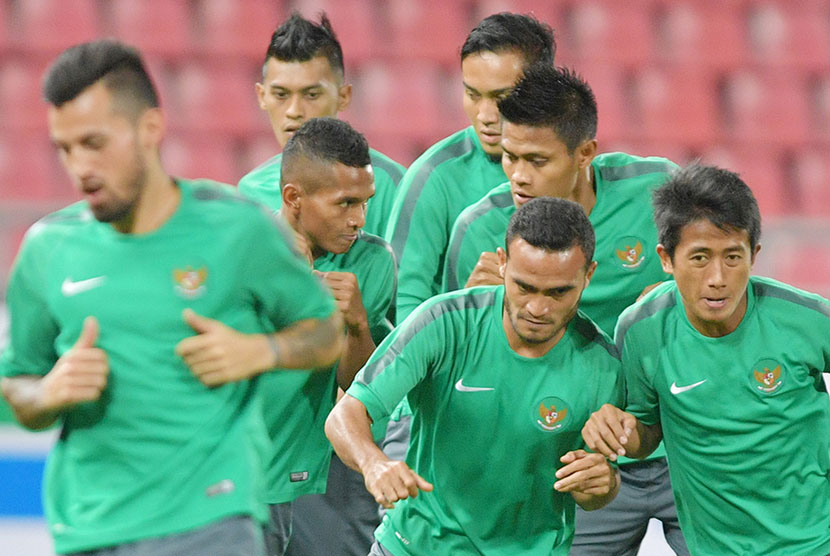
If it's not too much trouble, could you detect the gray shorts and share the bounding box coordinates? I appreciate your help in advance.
[367,540,395,556]
[570,458,690,556]
[69,514,265,556]
[264,502,293,556]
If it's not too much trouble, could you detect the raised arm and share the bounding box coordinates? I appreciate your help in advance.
[582,403,663,461]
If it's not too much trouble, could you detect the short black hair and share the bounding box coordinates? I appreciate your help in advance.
[264,11,344,80]
[281,117,370,189]
[653,162,762,259]
[506,197,595,265]
[461,12,556,67]
[42,39,159,116]
[498,65,597,153]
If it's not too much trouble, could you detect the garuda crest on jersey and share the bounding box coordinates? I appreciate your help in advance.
[753,364,783,393]
[614,236,646,270]
[534,396,571,432]
[173,266,208,299]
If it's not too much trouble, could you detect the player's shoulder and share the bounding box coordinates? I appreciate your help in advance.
[594,152,679,184]
[405,285,500,329]
[345,231,397,269]
[184,178,276,226]
[751,276,830,319]
[614,281,679,346]
[452,182,513,237]
[238,154,282,189]
[368,148,406,185]
[24,201,94,245]
[402,127,481,182]
[570,311,620,361]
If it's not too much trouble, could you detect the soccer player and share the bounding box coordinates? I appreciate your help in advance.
[257,117,396,556]
[327,197,623,555]
[387,12,555,323]
[583,163,830,556]
[239,12,404,238]
[0,40,342,556]
[442,64,689,555]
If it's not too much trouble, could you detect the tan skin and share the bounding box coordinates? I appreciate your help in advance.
[256,56,351,148]
[281,159,378,389]
[326,238,620,511]
[2,81,343,429]
[582,220,761,461]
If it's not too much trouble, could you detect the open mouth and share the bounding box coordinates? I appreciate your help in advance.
[703,297,728,309]
[512,190,534,205]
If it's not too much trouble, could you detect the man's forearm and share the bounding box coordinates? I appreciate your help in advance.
[336,326,376,390]
[269,313,344,371]
[1,376,59,430]
[325,394,387,475]
[627,421,663,459]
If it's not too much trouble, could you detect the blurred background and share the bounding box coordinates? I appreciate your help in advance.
[0,0,828,554]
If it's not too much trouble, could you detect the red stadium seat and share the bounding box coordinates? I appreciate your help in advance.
[162,133,240,185]
[625,66,718,147]
[0,133,67,200]
[577,64,626,143]
[558,0,652,66]
[808,75,830,145]
[790,150,830,217]
[109,0,192,59]
[719,70,810,146]
[359,61,444,145]
[768,240,830,299]
[0,59,49,132]
[294,0,379,69]
[652,1,746,70]
[701,145,790,217]
[746,1,830,70]
[9,0,100,54]
[194,0,286,61]
[385,0,472,68]
[166,61,262,137]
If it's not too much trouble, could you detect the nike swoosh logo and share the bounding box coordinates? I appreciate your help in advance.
[62,276,106,297]
[670,379,707,395]
[455,379,494,392]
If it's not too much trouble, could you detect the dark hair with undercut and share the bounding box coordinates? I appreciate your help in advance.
[498,65,597,153]
[653,162,762,260]
[461,12,556,67]
[281,117,370,189]
[42,39,159,117]
[264,11,344,80]
[506,197,595,266]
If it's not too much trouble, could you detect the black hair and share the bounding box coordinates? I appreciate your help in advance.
[498,65,597,153]
[653,162,762,259]
[461,12,556,66]
[506,197,595,265]
[281,117,370,189]
[264,11,344,80]
[42,39,159,115]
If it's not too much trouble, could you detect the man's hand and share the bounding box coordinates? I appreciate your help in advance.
[464,251,504,288]
[40,316,109,412]
[582,404,641,461]
[554,450,619,510]
[316,271,369,335]
[176,309,271,386]
[363,458,434,509]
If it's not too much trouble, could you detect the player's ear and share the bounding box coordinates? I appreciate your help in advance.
[576,139,597,170]
[137,107,165,150]
[255,81,267,110]
[751,243,761,266]
[656,244,673,274]
[282,183,303,212]
[337,83,353,112]
[497,246,507,278]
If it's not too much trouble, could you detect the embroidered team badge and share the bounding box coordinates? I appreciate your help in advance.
[752,359,783,393]
[173,266,208,299]
[614,236,646,270]
[534,396,571,432]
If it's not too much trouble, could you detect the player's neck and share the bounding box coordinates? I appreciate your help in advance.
[113,164,180,235]
[574,166,597,217]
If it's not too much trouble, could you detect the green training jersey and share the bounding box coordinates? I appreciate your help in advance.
[238,148,404,238]
[260,230,396,503]
[347,286,623,555]
[616,277,830,556]
[0,180,336,554]
[444,152,675,336]
[385,126,506,323]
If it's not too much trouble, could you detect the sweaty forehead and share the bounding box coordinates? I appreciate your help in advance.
[264,56,341,87]
[461,50,524,91]
[677,219,751,251]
